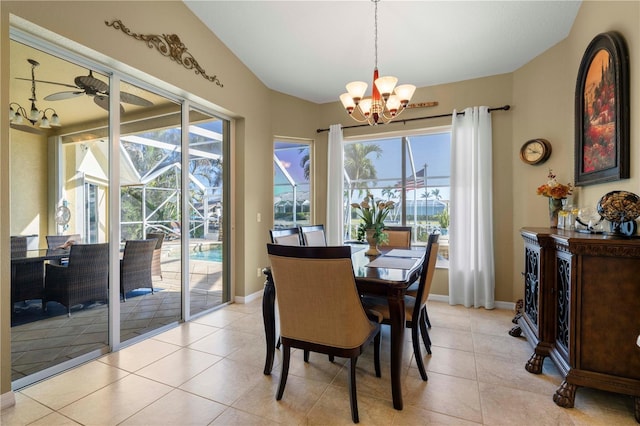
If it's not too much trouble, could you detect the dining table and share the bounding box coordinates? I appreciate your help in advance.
[11,248,71,307]
[262,243,425,410]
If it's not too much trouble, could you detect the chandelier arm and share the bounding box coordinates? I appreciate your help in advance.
[348,107,374,124]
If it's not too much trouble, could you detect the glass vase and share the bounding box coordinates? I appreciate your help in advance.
[549,197,564,228]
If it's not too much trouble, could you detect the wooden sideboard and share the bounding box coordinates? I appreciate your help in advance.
[518,227,640,422]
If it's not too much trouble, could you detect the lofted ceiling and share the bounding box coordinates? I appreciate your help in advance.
[184,0,582,104]
[9,1,582,132]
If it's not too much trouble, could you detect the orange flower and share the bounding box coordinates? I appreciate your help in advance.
[537,169,573,199]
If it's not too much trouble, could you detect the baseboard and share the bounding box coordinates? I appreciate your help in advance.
[428,294,515,311]
[237,289,516,310]
[0,391,16,410]
[234,289,262,304]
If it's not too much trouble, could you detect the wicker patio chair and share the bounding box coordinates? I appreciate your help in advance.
[46,234,81,249]
[44,243,109,316]
[120,239,157,301]
[146,232,165,280]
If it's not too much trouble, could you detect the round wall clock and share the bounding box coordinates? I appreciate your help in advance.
[520,138,552,165]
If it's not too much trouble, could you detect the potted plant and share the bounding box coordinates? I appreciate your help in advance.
[351,193,394,255]
[437,207,449,236]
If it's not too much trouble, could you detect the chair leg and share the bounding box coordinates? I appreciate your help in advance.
[349,357,360,423]
[276,345,291,400]
[419,311,432,355]
[374,331,381,378]
[422,305,431,328]
[304,350,310,363]
[276,336,281,349]
[412,325,428,381]
[329,355,335,363]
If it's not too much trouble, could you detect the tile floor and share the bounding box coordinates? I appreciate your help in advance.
[2,300,637,425]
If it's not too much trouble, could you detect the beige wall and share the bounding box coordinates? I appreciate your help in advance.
[9,130,48,242]
[2,0,639,398]
[511,0,640,299]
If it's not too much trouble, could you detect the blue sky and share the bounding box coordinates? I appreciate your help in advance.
[274,131,451,200]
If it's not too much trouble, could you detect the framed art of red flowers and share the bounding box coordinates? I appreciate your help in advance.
[574,31,629,186]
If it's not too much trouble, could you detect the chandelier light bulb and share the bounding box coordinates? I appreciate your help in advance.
[340,93,356,114]
[374,75,398,99]
[394,84,416,107]
[39,115,51,129]
[50,112,61,127]
[385,95,401,116]
[345,81,368,104]
[358,98,373,117]
[29,102,39,123]
[13,111,24,125]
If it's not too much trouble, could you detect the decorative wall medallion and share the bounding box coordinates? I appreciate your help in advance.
[105,19,223,87]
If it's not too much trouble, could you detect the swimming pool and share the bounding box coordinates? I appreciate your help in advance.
[190,245,223,262]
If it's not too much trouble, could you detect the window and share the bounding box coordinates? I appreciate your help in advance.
[343,128,450,258]
[273,139,313,228]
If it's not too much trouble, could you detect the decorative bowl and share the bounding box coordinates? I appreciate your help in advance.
[596,191,640,223]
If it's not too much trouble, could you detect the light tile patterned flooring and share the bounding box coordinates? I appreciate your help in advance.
[2,300,637,425]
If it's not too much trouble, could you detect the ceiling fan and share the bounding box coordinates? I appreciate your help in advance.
[17,70,153,112]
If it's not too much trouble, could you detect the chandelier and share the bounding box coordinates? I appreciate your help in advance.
[9,59,61,129]
[339,0,416,125]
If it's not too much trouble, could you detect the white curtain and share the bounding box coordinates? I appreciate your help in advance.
[326,124,344,245]
[449,107,495,308]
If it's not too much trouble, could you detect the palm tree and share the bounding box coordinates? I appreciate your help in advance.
[429,188,442,200]
[382,187,398,201]
[344,143,383,199]
[299,149,311,181]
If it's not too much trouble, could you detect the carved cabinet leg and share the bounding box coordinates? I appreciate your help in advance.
[525,353,544,374]
[553,380,577,408]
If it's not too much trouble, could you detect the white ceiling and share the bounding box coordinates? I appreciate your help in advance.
[184,0,581,104]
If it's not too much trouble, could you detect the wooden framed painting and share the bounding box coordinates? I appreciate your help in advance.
[574,31,629,186]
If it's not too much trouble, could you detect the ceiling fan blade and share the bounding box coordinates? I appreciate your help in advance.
[44,91,84,101]
[94,95,124,113]
[16,77,79,89]
[76,73,109,94]
[120,91,154,107]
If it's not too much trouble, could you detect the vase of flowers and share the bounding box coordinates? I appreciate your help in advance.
[351,193,394,256]
[536,169,573,228]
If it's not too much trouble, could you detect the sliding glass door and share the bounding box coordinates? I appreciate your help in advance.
[9,32,230,388]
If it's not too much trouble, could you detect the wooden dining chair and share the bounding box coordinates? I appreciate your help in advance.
[267,244,382,423]
[299,224,327,246]
[120,239,157,301]
[269,227,302,246]
[381,226,412,247]
[406,233,440,330]
[362,239,439,381]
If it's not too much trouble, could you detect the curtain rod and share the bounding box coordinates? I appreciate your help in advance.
[316,104,511,133]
